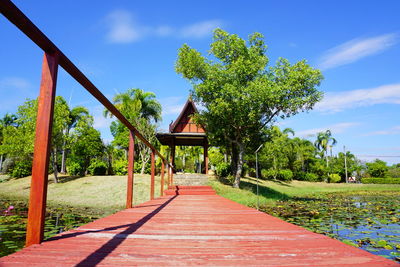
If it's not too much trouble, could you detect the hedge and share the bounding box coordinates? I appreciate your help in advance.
[361,177,400,184]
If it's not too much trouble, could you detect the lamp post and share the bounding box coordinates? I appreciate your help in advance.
[255,144,263,210]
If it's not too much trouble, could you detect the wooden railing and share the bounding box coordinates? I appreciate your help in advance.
[0,0,174,247]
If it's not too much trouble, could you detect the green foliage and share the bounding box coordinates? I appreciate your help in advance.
[88,160,107,176]
[366,159,388,178]
[260,169,292,181]
[278,169,293,181]
[328,173,341,183]
[304,172,319,182]
[361,178,400,184]
[10,159,32,178]
[208,147,224,167]
[215,162,231,177]
[388,166,400,178]
[114,159,128,175]
[67,161,84,176]
[261,169,275,179]
[176,29,323,187]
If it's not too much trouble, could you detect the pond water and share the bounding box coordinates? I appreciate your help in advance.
[0,199,96,257]
[261,193,400,262]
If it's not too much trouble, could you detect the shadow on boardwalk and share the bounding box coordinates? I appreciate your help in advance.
[46,195,177,266]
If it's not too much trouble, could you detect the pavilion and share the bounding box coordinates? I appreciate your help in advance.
[156,99,208,174]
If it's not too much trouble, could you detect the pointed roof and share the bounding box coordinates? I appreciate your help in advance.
[169,98,201,133]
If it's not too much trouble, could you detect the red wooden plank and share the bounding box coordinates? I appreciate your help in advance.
[160,161,165,196]
[150,150,155,200]
[25,52,59,247]
[126,131,135,208]
[3,188,395,266]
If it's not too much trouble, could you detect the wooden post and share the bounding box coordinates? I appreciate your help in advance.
[126,131,135,208]
[160,161,165,196]
[150,149,155,200]
[204,142,209,174]
[26,52,59,247]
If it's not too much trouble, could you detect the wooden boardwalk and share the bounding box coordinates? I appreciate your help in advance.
[1,186,396,266]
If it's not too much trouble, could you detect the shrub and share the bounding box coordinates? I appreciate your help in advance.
[261,169,276,179]
[88,160,107,175]
[10,159,32,178]
[67,161,84,176]
[361,177,400,184]
[215,162,231,177]
[277,169,293,181]
[294,171,306,181]
[304,172,319,182]
[329,173,341,183]
[114,159,128,175]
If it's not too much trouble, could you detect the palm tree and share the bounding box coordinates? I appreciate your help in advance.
[314,129,337,170]
[104,88,161,124]
[104,88,162,174]
[60,106,90,174]
[0,113,17,172]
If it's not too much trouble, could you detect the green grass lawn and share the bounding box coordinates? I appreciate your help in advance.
[209,176,400,208]
[0,174,167,216]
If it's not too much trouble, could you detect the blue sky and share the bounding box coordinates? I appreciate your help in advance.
[1,0,399,164]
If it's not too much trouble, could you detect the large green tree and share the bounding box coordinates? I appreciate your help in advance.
[176,29,323,187]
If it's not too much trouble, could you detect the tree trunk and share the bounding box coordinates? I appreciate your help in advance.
[231,143,238,177]
[60,147,66,174]
[60,128,69,174]
[233,143,244,188]
[52,147,58,183]
[0,154,3,173]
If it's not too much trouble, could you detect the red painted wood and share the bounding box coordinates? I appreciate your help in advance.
[204,143,208,174]
[126,131,135,209]
[25,52,59,247]
[160,161,165,196]
[3,189,396,266]
[150,150,155,200]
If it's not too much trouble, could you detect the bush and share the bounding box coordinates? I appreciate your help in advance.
[10,159,32,178]
[114,159,128,175]
[294,171,306,181]
[304,172,319,182]
[277,169,293,181]
[88,160,107,175]
[329,173,341,183]
[67,161,84,176]
[261,169,276,179]
[215,162,231,177]
[361,177,400,184]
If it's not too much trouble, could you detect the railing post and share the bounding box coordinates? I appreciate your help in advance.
[126,131,135,208]
[150,149,155,200]
[26,52,59,247]
[160,160,165,196]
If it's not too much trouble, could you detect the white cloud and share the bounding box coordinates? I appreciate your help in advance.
[315,83,400,113]
[105,10,142,43]
[364,126,400,136]
[318,33,398,70]
[104,10,222,43]
[296,122,360,137]
[180,20,223,38]
[159,96,185,116]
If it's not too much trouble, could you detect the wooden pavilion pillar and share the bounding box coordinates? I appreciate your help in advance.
[170,137,175,172]
[150,149,155,200]
[26,52,59,247]
[126,131,135,208]
[160,161,165,196]
[204,142,209,174]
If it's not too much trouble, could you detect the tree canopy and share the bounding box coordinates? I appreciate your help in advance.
[176,29,323,187]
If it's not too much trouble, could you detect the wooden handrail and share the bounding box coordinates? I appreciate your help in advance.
[0,0,171,164]
[1,0,175,246]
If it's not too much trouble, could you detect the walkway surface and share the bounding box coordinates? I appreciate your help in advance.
[0,186,396,266]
